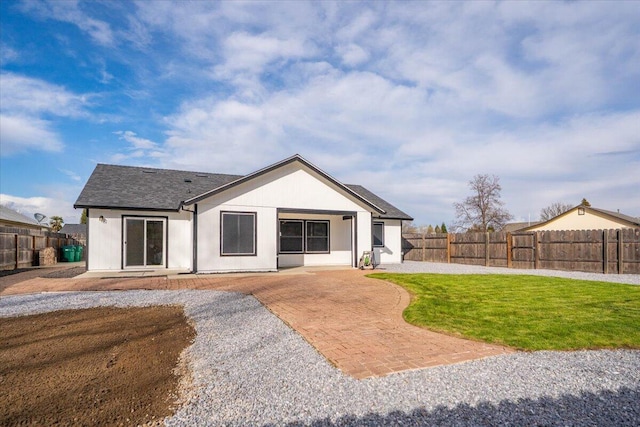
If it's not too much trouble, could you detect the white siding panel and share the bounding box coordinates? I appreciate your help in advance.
[373,219,403,264]
[201,163,368,213]
[196,205,278,273]
[356,210,372,262]
[87,209,192,271]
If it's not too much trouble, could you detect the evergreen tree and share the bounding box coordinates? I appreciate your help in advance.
[426,224,434,234]
[441,222,448,233]
[80,209,87,224]
[435,225,441,233]
[580,198,591,207]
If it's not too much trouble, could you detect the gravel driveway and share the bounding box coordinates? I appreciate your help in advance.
[2,285,638,426]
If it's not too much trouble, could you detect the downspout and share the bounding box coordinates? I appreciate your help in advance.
[354,214,358,268]
[85,208,90,271]
[192,204,198,273]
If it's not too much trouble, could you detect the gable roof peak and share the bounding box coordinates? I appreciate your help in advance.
[183,154,387,214]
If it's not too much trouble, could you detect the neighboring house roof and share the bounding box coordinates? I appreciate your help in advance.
[587,207,640,226]
[501,221,541,233]
[75,155,413,220]
[0,205,41,228]
[521,205,640,231]
[60,224,87,235]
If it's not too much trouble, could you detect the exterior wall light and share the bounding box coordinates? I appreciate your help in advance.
[99,215,107,223]
[577,207,585,215]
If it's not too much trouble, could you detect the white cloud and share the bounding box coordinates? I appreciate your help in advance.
[1,73,88,117]
[20,0,115,46]
[1,193,81,224]
[0,114,64,156]
[336,43,370,67]
[0,43,19,63]
[58,168,82,182]
[0,73,91,156]
[8,1,639,225]
[212,31,316,93]
[114,130,158,149]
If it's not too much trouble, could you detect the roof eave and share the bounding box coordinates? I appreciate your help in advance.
[73,203,181,212]
[183,154,387,214]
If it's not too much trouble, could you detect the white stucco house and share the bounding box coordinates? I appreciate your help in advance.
[74,154,412,273]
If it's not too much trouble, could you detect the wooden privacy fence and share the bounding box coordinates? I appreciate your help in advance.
[402,228,640,275]
[0,227,84,271]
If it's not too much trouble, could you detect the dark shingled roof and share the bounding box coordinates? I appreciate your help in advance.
[59,224,87,235]
[75,162,412,220]
[75,164,241,211]
[345,184,412,220]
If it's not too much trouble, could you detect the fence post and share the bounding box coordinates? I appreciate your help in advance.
[446,233,451,263]
[485,232,490,266]
[15,234,19,269]
[603,229,609,274]
[506,232,512,268]
[421,232,426,262]
[533,232,540,270]
[618,229,624,274]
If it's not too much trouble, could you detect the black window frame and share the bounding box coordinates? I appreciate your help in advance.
[305,220,330,254]
[279,220,304,254]
[220,211,257,256]
[278,219,330,254]
[373,221,385,247]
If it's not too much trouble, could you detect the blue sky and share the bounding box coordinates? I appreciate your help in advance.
[1,0,639,226]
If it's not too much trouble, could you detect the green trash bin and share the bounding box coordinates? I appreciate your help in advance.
[74,245,84,262]
[61,245,76,262]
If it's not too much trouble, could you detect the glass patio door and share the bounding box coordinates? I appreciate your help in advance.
[124,217,166,268]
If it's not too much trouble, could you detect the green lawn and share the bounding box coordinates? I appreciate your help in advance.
[368,273,640,351]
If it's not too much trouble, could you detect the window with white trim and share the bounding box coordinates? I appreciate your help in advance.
[279,220,330,254]
[373,222,384,247]
[221,212,256,256]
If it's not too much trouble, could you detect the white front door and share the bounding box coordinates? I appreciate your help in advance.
[123,217,166,268]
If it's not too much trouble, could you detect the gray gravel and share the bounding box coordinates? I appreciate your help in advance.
[382,261,640,285]
[1,289,639,426]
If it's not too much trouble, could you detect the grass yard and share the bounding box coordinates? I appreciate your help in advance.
[369,273,640,351]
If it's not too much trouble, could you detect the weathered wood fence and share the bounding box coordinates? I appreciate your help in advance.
[0,227,84,271]
[402,228,640,275]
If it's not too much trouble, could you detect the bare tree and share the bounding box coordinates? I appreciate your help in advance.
[402,221,418,233]
[453,174,513,232]
[540,202,573,221]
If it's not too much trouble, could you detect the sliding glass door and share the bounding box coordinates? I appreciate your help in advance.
[124,217,166,268]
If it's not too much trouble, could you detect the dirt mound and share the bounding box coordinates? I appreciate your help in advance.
[0,305,195,426]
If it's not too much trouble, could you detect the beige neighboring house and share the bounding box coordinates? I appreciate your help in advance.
[521,206,640,232]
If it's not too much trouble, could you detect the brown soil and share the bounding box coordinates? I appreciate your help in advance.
[0,305,195,426]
